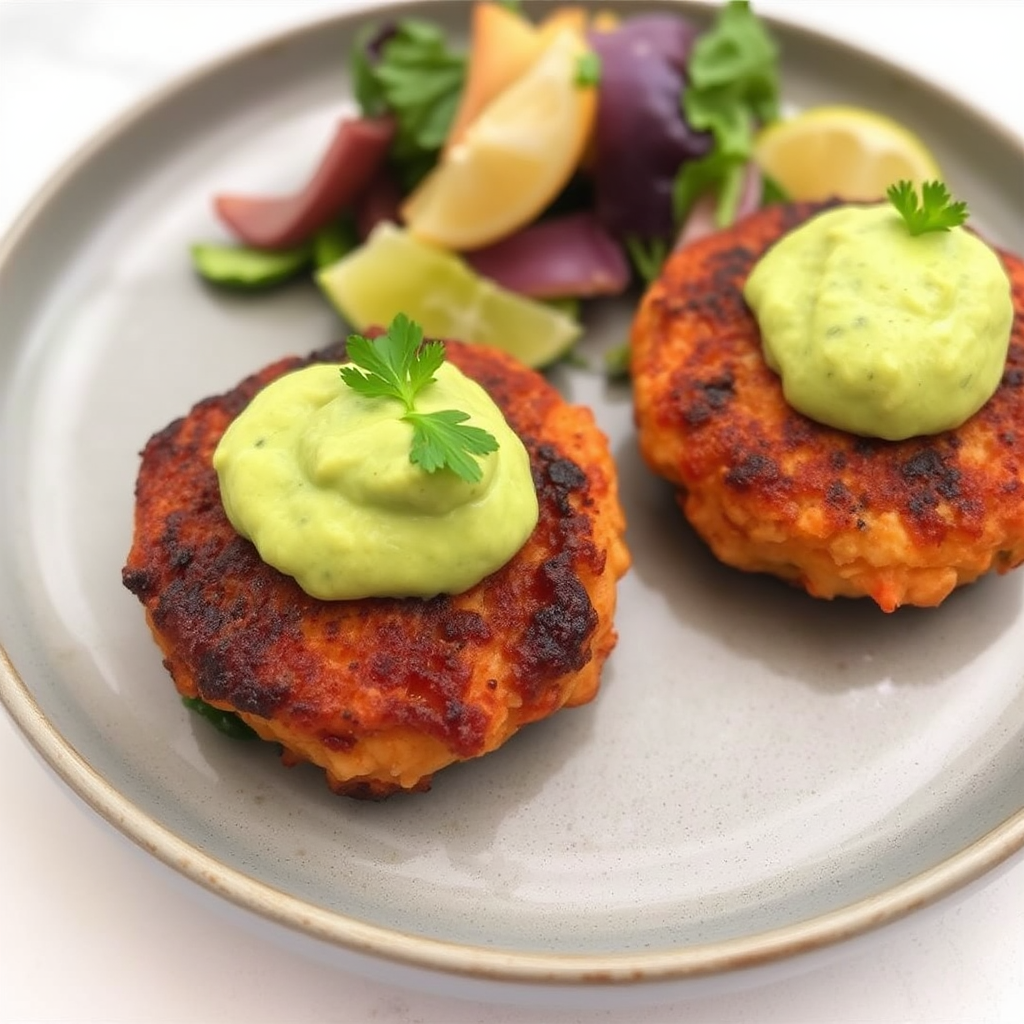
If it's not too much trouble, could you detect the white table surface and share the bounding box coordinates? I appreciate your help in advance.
[1,1,1022,1021]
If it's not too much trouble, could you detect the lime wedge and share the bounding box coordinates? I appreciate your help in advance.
[317,223,580,368]
[754,105,942,201]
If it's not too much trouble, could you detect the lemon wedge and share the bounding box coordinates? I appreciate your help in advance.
[401,28,597,251]
[754,105,942,201]
[444,2,587,152]
[317,223,580,368]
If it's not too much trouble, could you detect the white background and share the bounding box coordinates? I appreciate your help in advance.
[1,1,1022,1021]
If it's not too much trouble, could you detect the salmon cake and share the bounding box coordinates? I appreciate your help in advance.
[123,339,629,798]
[631,201,1024,612]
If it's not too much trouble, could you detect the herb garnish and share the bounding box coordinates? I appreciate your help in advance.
[673,0,780,228]
[886,180,969,236]
[351,20,466,189]
[182,696,259,740]
[340,314,499,483]
[603,342,632,380]
[625,236,669,285]
[575,51,602,88]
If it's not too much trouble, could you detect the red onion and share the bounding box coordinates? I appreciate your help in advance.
[354,171,404,240]
[214,116,394,249]
[674,161,764,249]
[589,16,712,241]
[464,212,629,299]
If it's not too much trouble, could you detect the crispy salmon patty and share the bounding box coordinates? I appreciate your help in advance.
[123,340,629,798]
[631,202,1024,612]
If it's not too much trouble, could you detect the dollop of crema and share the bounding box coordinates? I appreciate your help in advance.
[213,362,538,599]
[743,203,1013,440]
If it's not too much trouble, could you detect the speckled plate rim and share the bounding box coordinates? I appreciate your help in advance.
[1,0,1023,990]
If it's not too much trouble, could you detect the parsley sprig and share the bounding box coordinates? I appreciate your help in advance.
[886,180,969,236]
[340,314,499,483]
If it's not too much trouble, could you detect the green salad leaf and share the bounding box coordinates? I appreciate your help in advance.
[575,51,602,88]
[182,696,259,740]
[351,20,466,190]
[673,0,781,228]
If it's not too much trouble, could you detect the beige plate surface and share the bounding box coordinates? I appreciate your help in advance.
[1,0,1023,997]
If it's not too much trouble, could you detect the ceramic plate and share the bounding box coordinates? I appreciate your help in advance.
[2,0,1022,993]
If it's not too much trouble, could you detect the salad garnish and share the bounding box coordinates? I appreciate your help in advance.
[189,242,312,290]
[887,180,969,236]
[351,20,466,190]
[312,218,359,269]
[341,314,499,482]
[625,236,669,286]
[673,0,781,230]
[574,50,602,88]
[181,696,258,740]
[197,2,964,372]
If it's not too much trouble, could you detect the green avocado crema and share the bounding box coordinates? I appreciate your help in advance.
[743,203,1014,440]
[213,362,539,600]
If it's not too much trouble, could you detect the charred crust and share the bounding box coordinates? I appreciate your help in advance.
[825,480,855,512]
[725,452,781,489]
[533,444,592,519]
[899,448,961,500]
[521,553,597,695]
[322,733,357,751]
[121,567,155,598]
[546,454,588,491]
[683,373,735,426]
[438,605,490,645]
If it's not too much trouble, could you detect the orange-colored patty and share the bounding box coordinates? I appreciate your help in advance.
[123,340,629,798]
[631,202,1024,612]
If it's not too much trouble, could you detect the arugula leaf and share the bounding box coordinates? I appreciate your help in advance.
[886,180,969,236]
[673,0,780,228]
[351,20,466,190]
[341,314,499,483]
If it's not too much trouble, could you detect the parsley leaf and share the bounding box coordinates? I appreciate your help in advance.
[406,409,500,480]
[340,314,499,483]
[886,180,969,236]
[673,0,780,228]
[351,20,466,190]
